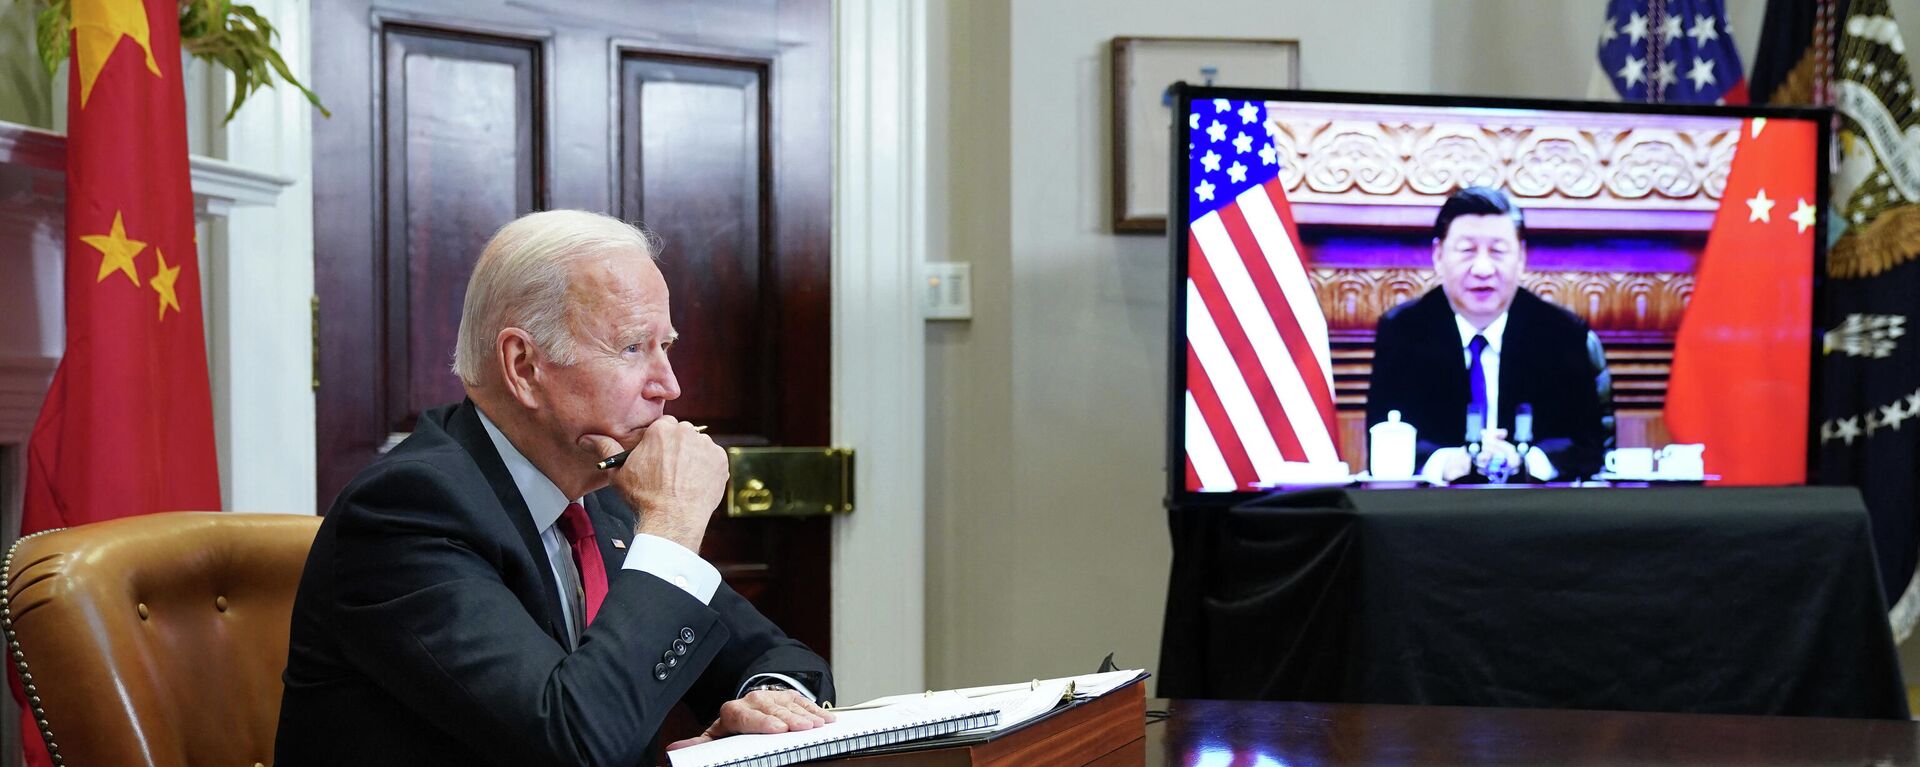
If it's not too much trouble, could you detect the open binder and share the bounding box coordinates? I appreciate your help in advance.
[667,692,999,767]
[667,670,1147,767]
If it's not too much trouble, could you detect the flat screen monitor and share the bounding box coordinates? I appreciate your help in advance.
[1167,86,1828,505]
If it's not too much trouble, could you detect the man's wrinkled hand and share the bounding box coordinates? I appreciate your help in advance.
[665,689,836,751]
[579,415,728,553]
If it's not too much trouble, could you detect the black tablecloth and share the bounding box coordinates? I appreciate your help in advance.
[1157,487,1909,719]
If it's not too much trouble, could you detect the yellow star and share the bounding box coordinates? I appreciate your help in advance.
[150,247,181,321]
[82,211,146,286]
[1791,198,1818,234]
[72,0,164,109]
[1747,188,1775,223]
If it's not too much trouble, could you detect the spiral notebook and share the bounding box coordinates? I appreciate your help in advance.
[666,691,999,767]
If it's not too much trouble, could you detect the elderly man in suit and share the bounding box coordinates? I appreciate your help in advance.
[1366,187,1612,482]
[275,210,833,765]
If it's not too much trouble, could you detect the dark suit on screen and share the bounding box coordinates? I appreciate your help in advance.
[273,400,831,766]
[1366,287,1612,479]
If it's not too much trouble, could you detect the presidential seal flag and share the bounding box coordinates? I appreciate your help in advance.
[1817,0,1920,639]
[18,0,222,762]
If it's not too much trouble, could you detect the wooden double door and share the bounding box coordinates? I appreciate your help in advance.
[310,0,833,656]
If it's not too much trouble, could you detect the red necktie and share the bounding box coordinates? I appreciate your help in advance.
[556,502,608,626]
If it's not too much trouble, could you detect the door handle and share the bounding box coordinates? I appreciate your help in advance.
[735,478,775,514]
[725,447,855,517]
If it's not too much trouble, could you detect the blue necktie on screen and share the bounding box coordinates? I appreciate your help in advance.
[1467,334,1489,427]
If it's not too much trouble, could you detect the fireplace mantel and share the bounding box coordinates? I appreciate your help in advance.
[0,119,295,445]
[0,119,293,215]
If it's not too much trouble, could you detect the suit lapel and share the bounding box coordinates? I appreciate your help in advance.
[1424,292,1471,424]
[1497,291,1534,430]
[445,400,570,647]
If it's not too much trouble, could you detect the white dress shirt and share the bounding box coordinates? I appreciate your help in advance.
[475,409,720,647]
[474,408,814,700]
[1420,311,1558,482]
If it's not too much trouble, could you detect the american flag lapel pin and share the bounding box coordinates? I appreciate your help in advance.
[612,539,626,549]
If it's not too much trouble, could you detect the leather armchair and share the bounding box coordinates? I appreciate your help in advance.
[2,512,320,767]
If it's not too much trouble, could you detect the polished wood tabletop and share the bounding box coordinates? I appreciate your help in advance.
[1145,698,1920,766]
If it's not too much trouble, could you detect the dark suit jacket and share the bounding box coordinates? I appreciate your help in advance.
[274,401,832,766]
[1365,287,1612,479]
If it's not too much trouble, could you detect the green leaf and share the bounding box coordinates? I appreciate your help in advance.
[35,0,71,78]
[29,0,329,121]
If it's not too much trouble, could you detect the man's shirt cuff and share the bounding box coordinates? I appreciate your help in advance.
[738,673,819,703]
[620,534,720,604]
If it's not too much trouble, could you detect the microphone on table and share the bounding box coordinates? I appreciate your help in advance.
[1511,403,1541,484]
[1457,405,1491,485]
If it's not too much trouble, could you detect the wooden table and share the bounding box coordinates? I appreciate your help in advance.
[1145,698,1920,765]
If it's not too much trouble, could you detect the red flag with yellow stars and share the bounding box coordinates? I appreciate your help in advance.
[17,1,220,757]
[1664,116,1821,485]
[24,0,221,533]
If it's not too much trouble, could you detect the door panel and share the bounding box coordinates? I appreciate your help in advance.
[382,27,544,434]
[621,56,770,440]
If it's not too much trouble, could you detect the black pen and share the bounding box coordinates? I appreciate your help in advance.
[595,424,707,470]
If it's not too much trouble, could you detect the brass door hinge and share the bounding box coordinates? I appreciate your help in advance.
[310,294,320,391]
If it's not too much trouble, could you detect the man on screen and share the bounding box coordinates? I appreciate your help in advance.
[1366,186,1611,482]
[275,210,833,765]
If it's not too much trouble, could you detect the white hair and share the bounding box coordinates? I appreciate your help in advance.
[452,210,659,387]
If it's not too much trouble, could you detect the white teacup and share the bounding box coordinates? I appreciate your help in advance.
[1656,443,1706,479]
[1605,447,1654,476]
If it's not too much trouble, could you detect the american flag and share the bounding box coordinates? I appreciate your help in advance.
[1598,0,1749,104]
[1183,98,1340,491]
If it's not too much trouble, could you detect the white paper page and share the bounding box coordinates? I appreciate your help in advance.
[945,678,1074,736]
[843,668,1145,712]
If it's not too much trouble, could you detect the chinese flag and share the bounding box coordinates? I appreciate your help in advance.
[17,0,221,761]
[1665,117,1819,485]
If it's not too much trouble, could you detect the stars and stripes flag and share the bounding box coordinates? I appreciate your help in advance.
[1596,0,1750,104]
[1182,98,1340,492]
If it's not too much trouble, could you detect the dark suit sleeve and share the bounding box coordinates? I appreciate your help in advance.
[678,584,837,720]
[327,460,730,767]
[1368,310,1449,466]
[1530,329,1610,479]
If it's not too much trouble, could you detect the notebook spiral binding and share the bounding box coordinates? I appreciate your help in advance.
[717,710,1001,767]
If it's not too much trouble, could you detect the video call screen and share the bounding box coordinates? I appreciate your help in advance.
[1170,88,1824,496]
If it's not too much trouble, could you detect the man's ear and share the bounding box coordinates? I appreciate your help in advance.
[497,328,541,410]
[1431,238,1444,271]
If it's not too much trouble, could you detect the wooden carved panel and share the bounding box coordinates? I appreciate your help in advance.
[379,26,544,435]
[1268,103,1740,213]
[618,53,773,442]
[1313,268,1695,333]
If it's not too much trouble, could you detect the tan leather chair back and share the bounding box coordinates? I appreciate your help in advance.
[2,512,321,767]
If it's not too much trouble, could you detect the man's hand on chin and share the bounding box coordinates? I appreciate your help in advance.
[666,689,836,751]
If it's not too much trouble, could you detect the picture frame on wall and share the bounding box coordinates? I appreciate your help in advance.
[1111,36,1300,233]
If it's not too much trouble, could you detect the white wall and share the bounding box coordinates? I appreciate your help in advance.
[928,0,1445,690]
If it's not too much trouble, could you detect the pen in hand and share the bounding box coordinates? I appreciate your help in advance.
[594,424,708,470]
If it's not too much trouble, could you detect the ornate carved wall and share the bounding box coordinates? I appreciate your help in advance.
[1269,102,1742,222]
[1314,268,1695,333]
